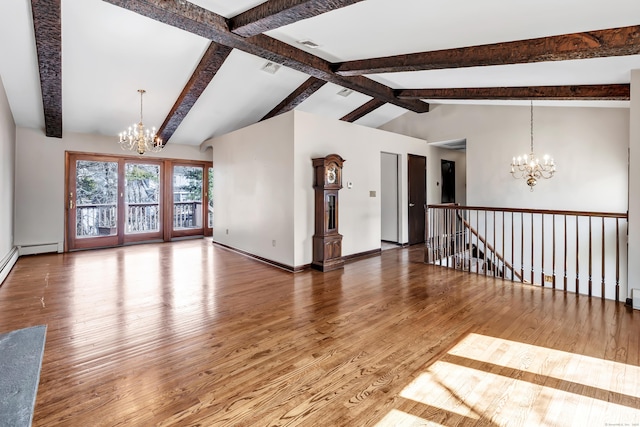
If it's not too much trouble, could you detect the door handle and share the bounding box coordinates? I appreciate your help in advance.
[409,203,415,207]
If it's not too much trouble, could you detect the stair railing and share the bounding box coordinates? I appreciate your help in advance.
[426,204,628,302]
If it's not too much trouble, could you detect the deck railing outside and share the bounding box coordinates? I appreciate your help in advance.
[76,201,204,236]
[426,204,628,302]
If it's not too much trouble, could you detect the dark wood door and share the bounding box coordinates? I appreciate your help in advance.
[408,154,427,245]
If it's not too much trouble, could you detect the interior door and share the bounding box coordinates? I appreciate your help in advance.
[67,154,120,250]
[408,154,427,245]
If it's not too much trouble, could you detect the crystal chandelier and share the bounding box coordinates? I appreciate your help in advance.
[510,101,555,191]
[118,89,163,155]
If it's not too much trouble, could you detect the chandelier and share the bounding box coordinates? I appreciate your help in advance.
[510,101,555,191]
[118,89,163,155]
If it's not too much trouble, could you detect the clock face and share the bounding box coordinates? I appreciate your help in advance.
[326,165,337,184]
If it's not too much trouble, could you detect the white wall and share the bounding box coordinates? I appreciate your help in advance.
[14,127,211,253]
[380,115,467,206]
[208,113,296,267]
[0,75,16,280]
[207,110,440,268]
[293,110,432,266]
[385,104,628,212]
[629,71,640,292]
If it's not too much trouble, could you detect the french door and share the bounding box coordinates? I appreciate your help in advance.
[66,152,211,251]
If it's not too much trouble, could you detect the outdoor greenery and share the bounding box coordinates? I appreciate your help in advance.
[126,164,159,204]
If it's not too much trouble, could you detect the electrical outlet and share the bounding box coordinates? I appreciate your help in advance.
[272,240,276,247]
[544,275,553,283]
[226,229,229,234]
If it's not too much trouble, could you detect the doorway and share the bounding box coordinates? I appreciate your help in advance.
[408,154,427,245]
[380,152,400,245]
[441,160,455,203]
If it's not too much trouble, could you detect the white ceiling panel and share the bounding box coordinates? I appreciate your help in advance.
[269,0,640,62]
[367,55,640,90]
[426,100,630,109]
[187,0,267,18]
[169,49,310,145]
[0,0,44,130]
[296,83,372,119]
[353,103,408,128]
[62,0,210,137]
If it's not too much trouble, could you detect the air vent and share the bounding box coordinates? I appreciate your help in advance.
[337,88,353,98]
[261,61,281,75]
[298,39,320,49]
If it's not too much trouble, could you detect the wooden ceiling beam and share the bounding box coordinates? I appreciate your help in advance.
[340,99,386,122]
[158,42,233,143]
[31,0,62,138]
[230,0,365,38]
[261,77,326,121]
[395,84,631,100]
[335,25,640,76]
[102,0,429,114]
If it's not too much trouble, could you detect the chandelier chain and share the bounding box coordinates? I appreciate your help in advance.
[530,100,534,153]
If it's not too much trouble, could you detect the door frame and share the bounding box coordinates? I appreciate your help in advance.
[380,152,401,243]
[65,151,212,251]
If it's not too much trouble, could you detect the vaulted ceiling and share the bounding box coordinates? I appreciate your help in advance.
[1,0,640,148]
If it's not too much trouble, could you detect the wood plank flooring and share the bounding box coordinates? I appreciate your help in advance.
[0,240,639,426]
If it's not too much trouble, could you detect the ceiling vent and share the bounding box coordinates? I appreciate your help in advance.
[337,88,353,97]
[261,62,281,75]
[298,39,320,49]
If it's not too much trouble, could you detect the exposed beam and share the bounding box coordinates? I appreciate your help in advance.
[230,0,365,37]
[261,77,326,121]
[395,84,631,101]
[335,25,640,76]
[31,0,62,138]
[340,99,386,122]
[101,0,429,114]
[158,42,233,143]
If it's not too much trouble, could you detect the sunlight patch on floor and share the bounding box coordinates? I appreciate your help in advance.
[374,409,443,426]
[392,333,640,426]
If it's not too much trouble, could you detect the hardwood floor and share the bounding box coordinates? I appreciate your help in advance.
[0,240,638,426]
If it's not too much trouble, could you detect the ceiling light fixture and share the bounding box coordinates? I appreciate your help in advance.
[510,101,555,191]
[337,88,353,97]
[118,90,163,155]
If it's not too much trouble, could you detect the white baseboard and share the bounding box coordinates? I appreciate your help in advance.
[0,247,19,286]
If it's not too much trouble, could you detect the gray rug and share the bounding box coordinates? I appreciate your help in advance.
[0,325,47,427]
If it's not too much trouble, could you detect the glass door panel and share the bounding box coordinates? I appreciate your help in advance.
[125,163,160,234]
[173,165,203,232]
[75,160,119,238]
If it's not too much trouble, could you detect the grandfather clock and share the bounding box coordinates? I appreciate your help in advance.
[312,154,345,272]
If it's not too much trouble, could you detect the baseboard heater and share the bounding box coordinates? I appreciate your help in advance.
[0,247,19,285]
[18,243,59,256]
[632,289,640,310]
